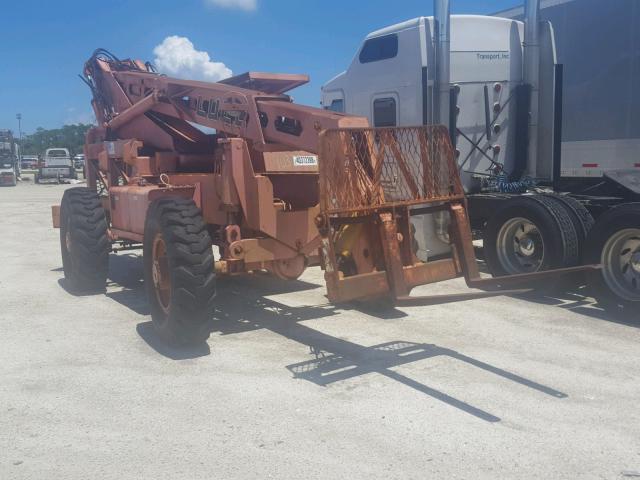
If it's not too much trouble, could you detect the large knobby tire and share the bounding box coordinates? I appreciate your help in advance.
[484,195,580,277]
[584,203,640,314]
[60,187,110,292]
[143,198,216,345]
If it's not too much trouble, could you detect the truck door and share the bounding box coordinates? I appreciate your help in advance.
[372,94,399,127]
[323,90,345,113]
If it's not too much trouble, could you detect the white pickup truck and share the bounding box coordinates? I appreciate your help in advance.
[35,148,77,183]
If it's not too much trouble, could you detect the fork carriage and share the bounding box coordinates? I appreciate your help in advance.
[317,126,596,305]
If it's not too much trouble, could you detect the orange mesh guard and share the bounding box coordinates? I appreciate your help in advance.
[318,125,464,217]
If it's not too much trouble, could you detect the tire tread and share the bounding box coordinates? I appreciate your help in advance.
[144,197,215,345]
[60,187,110,291]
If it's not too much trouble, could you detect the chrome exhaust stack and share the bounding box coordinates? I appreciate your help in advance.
[434,0,451,128]
[523,0,540,177]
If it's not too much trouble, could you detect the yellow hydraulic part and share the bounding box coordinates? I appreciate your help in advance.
[335,223,364,259]
[334,223,376,276]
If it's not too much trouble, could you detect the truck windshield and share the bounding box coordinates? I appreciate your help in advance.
[48,150,68,157]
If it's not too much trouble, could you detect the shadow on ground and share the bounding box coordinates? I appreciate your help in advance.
[212,284,567,423]
[65,251,578,423]
[106,253,149,315]
[473,254,639,329]
[57,278,106,297]
[136,321,211,360]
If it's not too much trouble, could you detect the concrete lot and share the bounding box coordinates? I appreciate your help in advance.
[1,179,639,479]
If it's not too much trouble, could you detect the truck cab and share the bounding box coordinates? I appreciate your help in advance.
[322,15,558,192]
[323,15,559,260]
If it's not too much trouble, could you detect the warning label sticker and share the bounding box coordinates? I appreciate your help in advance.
[293,155,318,167]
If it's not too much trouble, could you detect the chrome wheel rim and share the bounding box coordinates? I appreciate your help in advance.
[601,228,640,302]
[496,217,544,274]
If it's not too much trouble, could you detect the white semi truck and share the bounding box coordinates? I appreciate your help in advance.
[322,0,640,312]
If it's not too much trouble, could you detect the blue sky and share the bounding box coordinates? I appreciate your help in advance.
[0,0,519,135]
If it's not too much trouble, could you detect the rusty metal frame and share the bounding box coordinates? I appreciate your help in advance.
[317,126,599,306]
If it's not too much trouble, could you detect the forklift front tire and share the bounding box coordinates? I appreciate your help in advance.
[143,198,216,345]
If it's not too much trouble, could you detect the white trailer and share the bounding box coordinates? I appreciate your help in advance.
[497,0,640,181]
[322,0,640,312]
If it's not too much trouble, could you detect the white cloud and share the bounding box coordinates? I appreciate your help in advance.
[153,36,232,82]
[204,0,257,11]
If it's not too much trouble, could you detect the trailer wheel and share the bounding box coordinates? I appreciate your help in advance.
[484,195,579,277]
[143,198,216,345]
[585,203,640,312]
[60,187,110,292]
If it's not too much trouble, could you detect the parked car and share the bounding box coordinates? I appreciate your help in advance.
[73,154,85,170]
[21,155,39,170]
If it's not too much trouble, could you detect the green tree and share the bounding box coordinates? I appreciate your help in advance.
[21,124,93,157]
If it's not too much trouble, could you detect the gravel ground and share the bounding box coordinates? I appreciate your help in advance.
[1,179,639,479]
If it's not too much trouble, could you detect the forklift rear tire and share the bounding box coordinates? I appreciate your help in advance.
[60,187,110,292]
[143,198,216,345]
[483,195,580,278]
[584,203,640,314]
